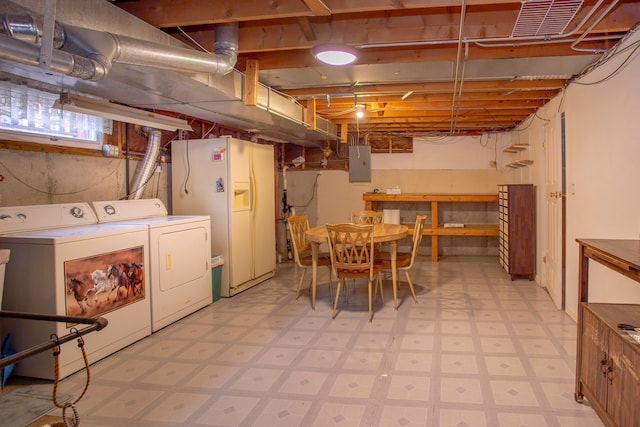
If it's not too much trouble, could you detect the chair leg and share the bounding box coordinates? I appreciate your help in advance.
[332,279,343,319]
[367,279,373,322]
[295,269,307,300]
[373,274,384,306]
[326,266,334,300]
[404,270,418,303]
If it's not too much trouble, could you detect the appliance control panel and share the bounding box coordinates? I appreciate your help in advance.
[0,203,97,234]
[91,198,168,223]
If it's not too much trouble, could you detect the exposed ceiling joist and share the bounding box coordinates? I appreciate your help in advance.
[91,1,640,135]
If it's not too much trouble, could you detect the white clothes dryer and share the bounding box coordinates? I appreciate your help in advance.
[91,199,212,332]
[0,203,151,379]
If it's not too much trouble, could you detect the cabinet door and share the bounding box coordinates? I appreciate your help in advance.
[580,307,609,406]
[608,332,640,426]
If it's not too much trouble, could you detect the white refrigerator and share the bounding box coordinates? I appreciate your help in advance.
[171,137,276,297]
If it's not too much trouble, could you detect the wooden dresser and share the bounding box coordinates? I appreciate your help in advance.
[498,184,535,280]
[575,239,640,427]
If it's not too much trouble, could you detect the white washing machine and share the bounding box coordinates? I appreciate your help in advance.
[0,203,151,380]
[91,199,212,332]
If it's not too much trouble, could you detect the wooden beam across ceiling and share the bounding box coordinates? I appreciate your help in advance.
[113,0,640,136]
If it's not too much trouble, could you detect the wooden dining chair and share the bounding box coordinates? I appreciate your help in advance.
[351,210,384,224]
[326,223,384,322]
[287,215,333,301]
[379,215,426,307]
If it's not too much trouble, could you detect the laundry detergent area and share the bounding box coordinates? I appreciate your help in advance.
[0,199,211,380]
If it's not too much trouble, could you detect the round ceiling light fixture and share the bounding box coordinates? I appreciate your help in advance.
[311,44,359,66]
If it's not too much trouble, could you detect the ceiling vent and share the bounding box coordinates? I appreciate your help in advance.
[511,0,584,37]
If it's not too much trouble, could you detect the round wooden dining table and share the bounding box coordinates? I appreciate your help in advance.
[305,223,409,311]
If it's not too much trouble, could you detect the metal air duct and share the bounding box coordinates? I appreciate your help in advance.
[0,0,338,145]
[129,128,162,200]
[0,12,239,81]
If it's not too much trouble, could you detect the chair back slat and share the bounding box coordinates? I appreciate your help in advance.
[326,223,376,279]
[287,215,311,266]
[351,210,383,224]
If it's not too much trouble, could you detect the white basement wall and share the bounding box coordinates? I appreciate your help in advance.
[285,134,513,230]
[512,26,640,321]
[0,149,169,206]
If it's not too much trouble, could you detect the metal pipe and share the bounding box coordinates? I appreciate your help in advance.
[0,33,106,80]
[473,0,608,49]
[357,0,613,50]
[0,12,239,81]
[0,310,108,369]
[571,0,621,53]
[0,12,64,47]
[449,0,467,135]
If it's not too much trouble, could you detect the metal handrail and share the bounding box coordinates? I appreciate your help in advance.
[0,311,108,369]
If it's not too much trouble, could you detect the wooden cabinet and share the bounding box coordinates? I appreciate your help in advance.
[575,239,640,427]
[362,193,498,261]
[498,184,535,280]
[580,304,640,427]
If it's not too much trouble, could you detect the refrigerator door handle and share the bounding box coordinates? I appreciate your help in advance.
[249,173,256,213]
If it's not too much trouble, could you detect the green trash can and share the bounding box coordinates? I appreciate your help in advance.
[211,255,223,302]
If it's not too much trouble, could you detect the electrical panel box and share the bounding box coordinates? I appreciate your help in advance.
[349,145,371,182]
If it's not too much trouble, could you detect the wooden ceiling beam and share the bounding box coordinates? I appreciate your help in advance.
[111,0,640,136]
[313,90,558,105]
[301,0,332,16]
[341,119,525,127]
[235,40,607,70]
[116,0,522,27]
[163,3,640,54]
[282,79,566,97]
[347,122,518,131]
[296,17,317,41]
[326,109,534,119]
[117,0,638,32]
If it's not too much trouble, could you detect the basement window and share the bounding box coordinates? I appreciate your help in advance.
[367,134,413,154]
[0,81,104,149]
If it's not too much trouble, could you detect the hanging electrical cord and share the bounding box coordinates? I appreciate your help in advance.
[176,26,212,54]
[572,39,640,86]
[183,138,191,195]
[290,172,322,210]
[0,157,121,196]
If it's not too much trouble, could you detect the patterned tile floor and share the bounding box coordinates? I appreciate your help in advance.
[36,256,604,426]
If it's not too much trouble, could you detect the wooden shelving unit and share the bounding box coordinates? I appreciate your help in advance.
[362,193,499,261]
[504,144,533,168]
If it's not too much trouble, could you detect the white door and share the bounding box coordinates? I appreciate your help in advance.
[251,143,276,278]
[544,113,564,309]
